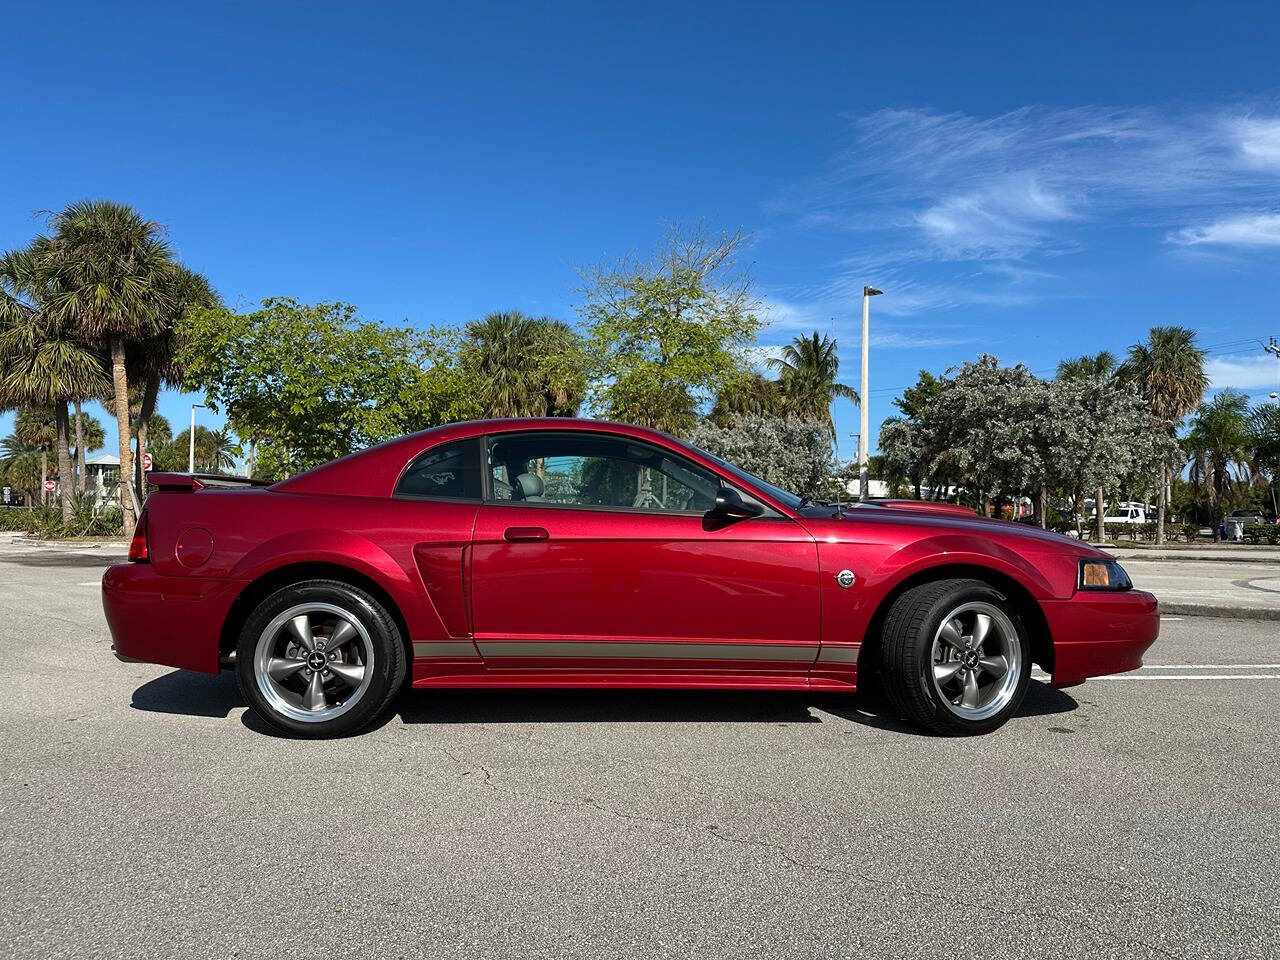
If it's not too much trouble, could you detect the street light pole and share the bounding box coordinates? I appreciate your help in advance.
[189,403,206,474]
[858,286,883,501]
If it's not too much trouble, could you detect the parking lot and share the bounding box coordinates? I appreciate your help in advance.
[2,540,1277,959]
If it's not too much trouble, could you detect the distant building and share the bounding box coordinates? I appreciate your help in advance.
[85,453,122,509]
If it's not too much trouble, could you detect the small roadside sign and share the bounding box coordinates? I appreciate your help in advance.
[143,452,153,471]
[2,486,10,503]
[44,479,56,492]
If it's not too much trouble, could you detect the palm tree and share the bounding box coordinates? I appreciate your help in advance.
[710,370,782,425]
[41,200,174,531]
[1251,402,1280,517]
[767,332,858,439]
[1186,391,1256,540]
[462,312,587,418]
[1,244,111,518]
[12,408,57,505]
[72,410,105,495]
[133,266,218,496]
[1121,327,1209,544]
[1057,351,1118,540]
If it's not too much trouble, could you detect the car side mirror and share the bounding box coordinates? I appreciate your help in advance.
[710,486,763,520]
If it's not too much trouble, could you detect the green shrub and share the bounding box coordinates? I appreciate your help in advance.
[1244,524,1280,545]
[0,508,37,532]
[0,501,125,538]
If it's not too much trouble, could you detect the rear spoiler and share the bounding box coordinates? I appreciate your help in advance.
[146,472,272,491]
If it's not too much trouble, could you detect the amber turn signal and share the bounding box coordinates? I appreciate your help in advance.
[1079,559,1132,591]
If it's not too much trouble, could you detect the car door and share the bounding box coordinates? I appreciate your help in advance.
[469,430,821,673]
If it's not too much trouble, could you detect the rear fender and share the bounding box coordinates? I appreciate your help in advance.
[228,529,450,642]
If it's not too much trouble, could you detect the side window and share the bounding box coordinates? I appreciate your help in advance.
[396,440,482,500]
[486,433,719,513]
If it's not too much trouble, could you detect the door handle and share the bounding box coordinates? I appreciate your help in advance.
[504,526,549,542]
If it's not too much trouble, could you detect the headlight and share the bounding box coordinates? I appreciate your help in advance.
[1079,559,1133,591]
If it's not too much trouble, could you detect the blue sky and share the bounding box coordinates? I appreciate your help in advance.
[4,1,1280,462]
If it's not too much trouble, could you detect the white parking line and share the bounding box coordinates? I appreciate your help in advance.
[1139,664,1280,669]
[1093,674,1280,681]
[1160,616,1184,621]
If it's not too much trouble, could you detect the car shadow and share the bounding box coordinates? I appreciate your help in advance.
[815,679,1078,736]
[129,672,1077,737]
[131,669,244,718]
[397,688,826,725]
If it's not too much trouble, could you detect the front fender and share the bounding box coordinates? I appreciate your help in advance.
[810,532,1067,685]
[871,534,1061,601]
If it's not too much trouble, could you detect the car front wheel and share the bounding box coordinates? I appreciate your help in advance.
[879,578,1032,735]
[236,579,405,737]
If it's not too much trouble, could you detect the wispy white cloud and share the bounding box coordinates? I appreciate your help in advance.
[760,294,974,348]
[1206,352,1280,390]
[1233,117,1280,169]
[1169,212,1280,247]
[767,103,1280,321]
[776,105,1280,259]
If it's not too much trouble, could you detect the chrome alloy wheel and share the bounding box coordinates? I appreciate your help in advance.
[929,601,1022,722]
[253,602,375,724]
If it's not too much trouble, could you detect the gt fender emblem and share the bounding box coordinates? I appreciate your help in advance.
[836,569,856,589]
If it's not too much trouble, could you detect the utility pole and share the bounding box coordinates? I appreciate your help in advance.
[858,286,883,501]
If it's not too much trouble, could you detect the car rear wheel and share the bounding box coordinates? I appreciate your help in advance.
[879,578,1031,735]
[236,579,405,737]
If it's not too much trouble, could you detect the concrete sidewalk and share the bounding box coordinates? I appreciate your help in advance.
[1120,558,1280,620]
[1108,544,1280,563]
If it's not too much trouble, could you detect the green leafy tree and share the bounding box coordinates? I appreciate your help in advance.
[178,298,463,477]
[460,311,587,417]
[767,332,858,439]
[580,224,761,434]
[1121,327,1209,543]
[880,370,949,500]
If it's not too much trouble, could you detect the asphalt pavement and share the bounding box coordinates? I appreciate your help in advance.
[0,540,1277,959]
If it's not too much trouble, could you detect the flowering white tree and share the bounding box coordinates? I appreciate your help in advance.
[688,415,833,500]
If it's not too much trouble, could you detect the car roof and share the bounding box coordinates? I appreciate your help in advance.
[270,418,739,501]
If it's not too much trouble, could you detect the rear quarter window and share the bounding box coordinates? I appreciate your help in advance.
[396,440,482,500]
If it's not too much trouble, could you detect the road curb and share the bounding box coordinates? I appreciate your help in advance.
[1161,602,1280,621]
[1112,554,1280,564]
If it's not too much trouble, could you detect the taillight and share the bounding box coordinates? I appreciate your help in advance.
[128,511,150,563]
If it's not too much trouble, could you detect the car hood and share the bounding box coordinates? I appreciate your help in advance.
[825,500,1109,556]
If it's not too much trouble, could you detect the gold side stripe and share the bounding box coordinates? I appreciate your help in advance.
[816,646,861,664]
[413,641,478,658]
[476,641,816,662]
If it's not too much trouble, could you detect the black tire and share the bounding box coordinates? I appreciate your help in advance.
[879,578,1032,736]
[236,579,406,738]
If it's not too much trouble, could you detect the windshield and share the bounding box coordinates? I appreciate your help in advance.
[675,439,806,510]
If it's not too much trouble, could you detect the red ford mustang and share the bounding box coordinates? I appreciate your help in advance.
[102,418,1159,737]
